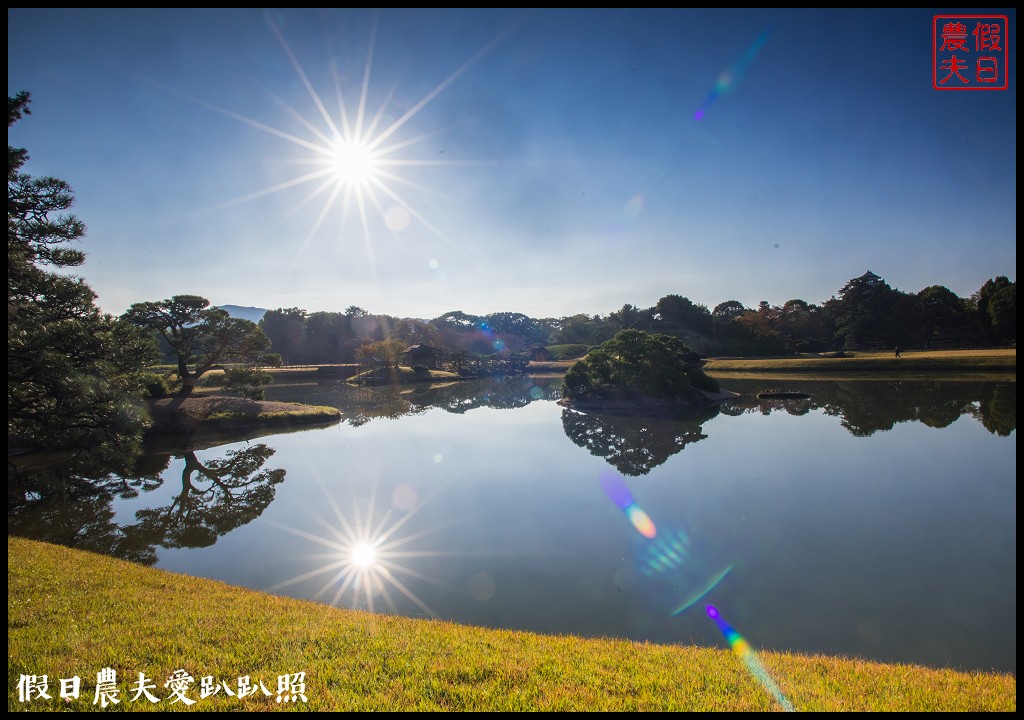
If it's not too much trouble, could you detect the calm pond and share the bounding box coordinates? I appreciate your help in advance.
[9,374,1016,675]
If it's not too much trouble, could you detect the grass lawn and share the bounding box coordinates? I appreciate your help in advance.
[8,537,1015,712]
[704,348,1016,374]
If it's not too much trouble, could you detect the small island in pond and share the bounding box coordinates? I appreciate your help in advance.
[558,330,735,417]
[347,365,466,386]
[143,396,341,449]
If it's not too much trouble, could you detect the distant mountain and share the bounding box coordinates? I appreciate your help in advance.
[219,305,267,323]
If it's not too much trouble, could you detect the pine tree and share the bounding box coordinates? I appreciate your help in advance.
[8,92,157,461]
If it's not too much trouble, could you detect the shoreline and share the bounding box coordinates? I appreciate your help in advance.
[143,395,341,445]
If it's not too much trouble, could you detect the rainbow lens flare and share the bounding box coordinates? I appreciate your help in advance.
[706,605,795,712]
[600,470,657,538]
[693,30,770,122]
[601,471,732,613]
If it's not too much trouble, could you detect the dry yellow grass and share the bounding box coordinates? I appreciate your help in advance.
[8,537,1015,712]
[704,348,1015,374]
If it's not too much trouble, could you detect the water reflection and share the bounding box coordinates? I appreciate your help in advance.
[9,444,285,564]
[263,375,563,426]
[132,446,285,550]
[6,375,1015,675]
[716,377,1016,437]
[405,376,563,413]
[9,454,164,565]
[262,478,444,617]
[562,404,719,476]
[555,377,1015,476]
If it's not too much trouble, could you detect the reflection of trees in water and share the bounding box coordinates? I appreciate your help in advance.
[132,445,285,549]
[972,383,1016,437]
[8,458,163,565]
[561,405,718,476]
[8,443,285,564]
[408,376,562,414]
[716,378,1016,437]
[823,382,970,436]
[344,386,428,426]
[341,376,563,425]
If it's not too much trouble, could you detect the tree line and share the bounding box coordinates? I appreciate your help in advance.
[258,274,1014,366]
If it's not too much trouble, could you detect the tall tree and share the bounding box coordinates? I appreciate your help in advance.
[303,311,355,363]
[653,294,711,334]
[9,92,157,459]
[824,275,905,350]
[972,277,1016,343]
[122,295,271,397]
[608,303,652,333]
[986,282,1016,343]
[392,317,442,348]
[259,307,308,364]
[549,313,606,345]
[711,300,747,322]
[914,285,966,336]
[778,299,830,352]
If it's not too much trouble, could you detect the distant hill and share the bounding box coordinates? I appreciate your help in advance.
[219,305,267,323]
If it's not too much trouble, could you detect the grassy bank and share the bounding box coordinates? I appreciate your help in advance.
[146,396,340,433]
[8,538,1014,712]
[704,349,1015,374]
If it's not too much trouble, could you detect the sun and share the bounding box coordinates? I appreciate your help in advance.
[185,12,513,287]
[327,138,379,188]
[350,540,377,567]
[191,11,504,267]
[263,480,457,616]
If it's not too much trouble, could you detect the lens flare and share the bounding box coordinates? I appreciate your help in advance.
[706,605,795,712]
[601,470,732,613]
[600,470,657,538]
[670,563,732,615]
[625,506,657,539]
[598,453,788,711]
[694,30,770,122]
[264,478,455,617]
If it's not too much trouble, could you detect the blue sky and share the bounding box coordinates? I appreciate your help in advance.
[8,8,1017,320]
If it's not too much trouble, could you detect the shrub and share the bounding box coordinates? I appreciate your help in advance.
[222,367,273,400]
[140,372,174,398]
[547,344,590,361]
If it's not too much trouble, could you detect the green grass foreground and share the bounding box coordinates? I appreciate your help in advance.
[8,538,1015,712]
[704,348,1016,374]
